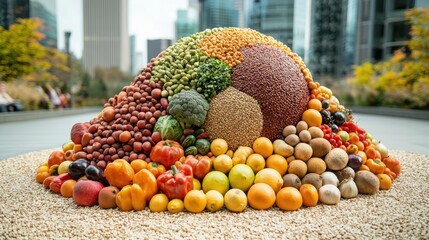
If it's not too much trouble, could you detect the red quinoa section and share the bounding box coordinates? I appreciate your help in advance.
[231,44,310,140]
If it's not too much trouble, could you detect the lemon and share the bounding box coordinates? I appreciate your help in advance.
[167,199,184,213]
[205,190,224,212]
[57,160,73,175]
[228,164,255,192]
[246,153,265,173]
[210,138,229,156]
[37,165,49,173]
[213,154,233,173]
[149,193,169,212]
[202,171,230,195]
[193,178,201,190]
[224,188,247,213]
[254,168,284,193]
[184,190,207,213]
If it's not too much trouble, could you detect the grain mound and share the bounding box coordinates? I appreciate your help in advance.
[203,87,263,150]
[232,44,310,140]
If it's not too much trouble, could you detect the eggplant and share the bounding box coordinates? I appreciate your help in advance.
[85,165,108,186]
[68,158,89,180]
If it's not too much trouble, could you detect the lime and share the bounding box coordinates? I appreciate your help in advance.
[228,164,254,192]
[202,171,230,195]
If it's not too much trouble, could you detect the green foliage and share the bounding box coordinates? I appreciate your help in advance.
[348,8,429,109]
[168,89,209,129]
[6,81,51,110]
[0,18,69,84]
[196,58,232,101]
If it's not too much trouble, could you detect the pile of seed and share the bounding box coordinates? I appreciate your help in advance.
[150,29,214,100]
[1,149,428,239]
[198,28,314,87]
[231,45,310,141]
[74,62,168,167]
[203,87,263,150]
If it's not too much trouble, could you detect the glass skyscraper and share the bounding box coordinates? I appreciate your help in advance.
[199,0,238,30]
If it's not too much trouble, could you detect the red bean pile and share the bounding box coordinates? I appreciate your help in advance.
[74,61,168,169]
[231,44,310,140]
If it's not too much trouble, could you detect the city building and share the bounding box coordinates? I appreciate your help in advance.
[307,0,350,80]
[130,35,138,75]
[355,0,429,64]
[292,0,311,63]
[198,0,238,30]
[249,0,295,48]
[175,8,198,41]
[147,39,172,62]
[82,0,129,76]
[0,0,57,48]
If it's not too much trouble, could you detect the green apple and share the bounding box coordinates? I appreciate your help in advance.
[337,131,349,142]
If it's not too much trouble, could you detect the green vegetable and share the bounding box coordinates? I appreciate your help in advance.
[196,58,232,101]
[168,89,209,129]
[184,146,198,156]
[182,135,196,149]
[195,138,211,155]
[153,115,183,141]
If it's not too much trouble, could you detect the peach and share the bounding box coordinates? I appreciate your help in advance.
[98,186,119,209]
[73,180,104,206]
[70,122,90,144]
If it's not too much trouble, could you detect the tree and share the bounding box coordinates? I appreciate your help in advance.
[349,8,429,109]
[0,18,70,85]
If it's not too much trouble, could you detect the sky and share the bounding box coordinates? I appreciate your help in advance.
[56,0,188,63]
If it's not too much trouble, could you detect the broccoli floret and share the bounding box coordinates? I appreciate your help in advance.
[168,89,209,129]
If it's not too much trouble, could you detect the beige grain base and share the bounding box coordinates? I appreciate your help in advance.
[0,149,428,239]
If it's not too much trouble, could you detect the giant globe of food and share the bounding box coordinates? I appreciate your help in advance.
[36,28,401,213]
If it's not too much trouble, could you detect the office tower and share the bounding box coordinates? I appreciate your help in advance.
[175,9,199,41]
[355,0,429,64]
[82,0,129,76]
[292,0,311,63]
[0,0,57,48]
[307,0,349,80]
[147,39,172,62]
[249,0,295,48]
[130,35,138,75]
[199,0,238,30]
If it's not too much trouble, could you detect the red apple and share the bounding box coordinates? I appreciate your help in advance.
[49,173,72,194]
[73,180,104,206]
[98,186,119,209]
[70,122,91,144]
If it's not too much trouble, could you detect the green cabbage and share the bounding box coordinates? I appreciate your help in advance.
[153,115,183,141]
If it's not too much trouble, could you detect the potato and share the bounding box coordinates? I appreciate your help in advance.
[354,171,380,195]
[273,139,294,157]
[302,173,322,190]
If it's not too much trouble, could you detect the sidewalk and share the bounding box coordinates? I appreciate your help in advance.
[0,107,102,124]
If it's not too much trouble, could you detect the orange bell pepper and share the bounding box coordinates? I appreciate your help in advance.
[115,184,146,211]
[104,159,135,188]
[366,159,386,174]
[146,162,166,178]
[183,155,212,180]
[132,169,158,202]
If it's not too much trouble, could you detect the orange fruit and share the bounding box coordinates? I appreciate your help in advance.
[266,154,288,176]
[130,159,148,173]
[35,172,50,184]
[307,99,322,111]
[247,183,276,210]
[349,133,359,144]
[184,190,207,213]
[254,168,284,193]
[301,109,322,127]
[377,173,392,190]
[60,179,77,197]
[252,137,273,158]
[47,150,65,167]
[276,187,303,211]
[299,184,318,207]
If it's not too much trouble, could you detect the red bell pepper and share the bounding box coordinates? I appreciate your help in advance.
[183,155,211,180]
[157,164,193,200]
[150,140,184,168]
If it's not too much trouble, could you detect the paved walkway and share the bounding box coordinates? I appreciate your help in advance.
[0,110,428,160]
